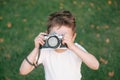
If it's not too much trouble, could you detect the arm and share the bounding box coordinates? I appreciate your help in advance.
[70,44,99,70]
[19,32,46,75]
[19,48,39,75]
[63,33,99,70]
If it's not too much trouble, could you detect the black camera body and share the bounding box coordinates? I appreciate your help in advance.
[40,32,66,49]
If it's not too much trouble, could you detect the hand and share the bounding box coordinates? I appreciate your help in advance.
[34,32,47,48]
[62,33,76,50]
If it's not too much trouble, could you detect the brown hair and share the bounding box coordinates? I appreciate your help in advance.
[47,10,76,33]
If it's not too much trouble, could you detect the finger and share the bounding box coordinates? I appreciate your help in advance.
[62,39,67,45]
[38,32,47,40]
[36,34,45,41]
[37,37,45,45]
[39,32,47,36]
[35,37,45,45]
[39,39,45,45]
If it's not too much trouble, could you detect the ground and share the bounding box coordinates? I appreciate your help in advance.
[0,0,120,80]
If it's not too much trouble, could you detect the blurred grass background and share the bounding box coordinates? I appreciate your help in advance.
[0,0,120,80]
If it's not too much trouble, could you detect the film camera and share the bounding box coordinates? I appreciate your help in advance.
[40,32,66,49]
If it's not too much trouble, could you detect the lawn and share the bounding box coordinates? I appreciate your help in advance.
[0,0,120,80]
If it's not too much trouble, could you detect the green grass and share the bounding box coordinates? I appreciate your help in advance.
[0,0,120,80]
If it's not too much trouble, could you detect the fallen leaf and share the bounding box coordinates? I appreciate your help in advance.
[90,24,95,28]
[81,2,85,5]
[59,3,64,9]
[7,22,12,28]
[5,53,11,59]
[104,25,109,29]
[0,16,3,20]
[105,38,110,43]
[99,57,108,64]
[96,26,100,30]
[15,14,20,17]
[23,18,27,22]
[0,38,4,43]
[80,41,84,45]
[97,7,101,11]
[90,3,94,7]
[73,1,77,5]
[5,76,10,80]
[108,0,112,5]
[96,33,100,38]
[108,71,114,77]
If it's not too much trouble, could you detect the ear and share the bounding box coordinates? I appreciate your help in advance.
[72,33,76,42]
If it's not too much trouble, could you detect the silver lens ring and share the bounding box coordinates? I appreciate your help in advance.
[47,36,60,48]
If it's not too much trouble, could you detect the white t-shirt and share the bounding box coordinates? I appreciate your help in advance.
[38,43,87,80]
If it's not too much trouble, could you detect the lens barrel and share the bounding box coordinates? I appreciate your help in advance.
[47,36,60,48]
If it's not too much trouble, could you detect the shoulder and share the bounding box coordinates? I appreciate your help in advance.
[75,43,87,52]
[38,48,53,64]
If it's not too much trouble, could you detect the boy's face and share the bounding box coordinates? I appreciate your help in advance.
[49,25,76,42]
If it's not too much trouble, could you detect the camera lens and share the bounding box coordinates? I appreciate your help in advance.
[47,36,59,48]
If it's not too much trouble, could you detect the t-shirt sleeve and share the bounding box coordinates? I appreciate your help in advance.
[74,43,88,62]
[75,43,88,52]
[36,49,46,65]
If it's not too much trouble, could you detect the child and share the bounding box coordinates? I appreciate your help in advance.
[19,10,99,80]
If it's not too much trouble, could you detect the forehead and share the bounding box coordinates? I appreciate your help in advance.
[50,25,73,35]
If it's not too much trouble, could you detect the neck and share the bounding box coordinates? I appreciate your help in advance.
[54,49,67,53]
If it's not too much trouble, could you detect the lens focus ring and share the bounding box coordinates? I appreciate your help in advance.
[47,36,59,48]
